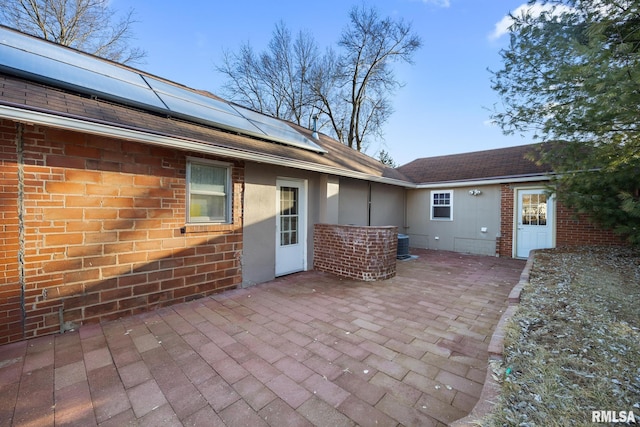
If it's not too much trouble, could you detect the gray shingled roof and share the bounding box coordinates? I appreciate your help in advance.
[0,26,555,188]
[0,73,411,183]
[397,144,551,184]
[0,72,556,186]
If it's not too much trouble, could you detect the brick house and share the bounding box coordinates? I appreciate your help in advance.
[397,145,622,258]
[0,26,411,344]
[0,27,622,343]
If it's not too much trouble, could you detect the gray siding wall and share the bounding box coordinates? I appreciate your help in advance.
[406,185,501,256]
[243,163,321,286]
[338,177,405,229]
[338,178,369,226]
[370,182,405,228]
[243,169,407,287]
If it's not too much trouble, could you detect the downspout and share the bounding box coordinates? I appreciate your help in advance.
[403,188,408,233]
[367,181,372,226]
[16,123,26,338]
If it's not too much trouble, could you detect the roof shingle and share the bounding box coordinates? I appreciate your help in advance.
[0,27,559,187]
[0,74,411,182]
[397,144,550,184]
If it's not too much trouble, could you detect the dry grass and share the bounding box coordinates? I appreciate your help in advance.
[482,246,640,426]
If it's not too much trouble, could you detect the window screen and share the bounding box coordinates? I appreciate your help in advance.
[431,191,453,220]
[188,161,230,223]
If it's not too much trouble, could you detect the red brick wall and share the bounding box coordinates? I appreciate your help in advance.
[555,202,623,247]
[314,224,397,281]
[0,121,22,344]
[0,119,243,343]
[499,184,515,257]
[499,183,623,257]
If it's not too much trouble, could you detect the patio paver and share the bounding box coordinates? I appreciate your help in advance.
[0,249,524,426]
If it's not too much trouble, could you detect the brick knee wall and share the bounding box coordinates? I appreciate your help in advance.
[313,224,397,281]
[0,120,244,343]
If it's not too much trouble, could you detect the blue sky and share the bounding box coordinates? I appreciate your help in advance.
[113,0,531,166]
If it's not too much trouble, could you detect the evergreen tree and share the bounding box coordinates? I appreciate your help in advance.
[378,149,398,167]
[492,0,640,244]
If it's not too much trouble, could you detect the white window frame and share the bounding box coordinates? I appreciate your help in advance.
[430,190,453,221]
[186,157,232,224]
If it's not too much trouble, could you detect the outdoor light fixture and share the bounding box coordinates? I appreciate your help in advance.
[469,189,482,196]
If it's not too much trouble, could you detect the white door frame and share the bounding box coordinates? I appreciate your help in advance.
[514,187,555,258]
[275,178,307,276]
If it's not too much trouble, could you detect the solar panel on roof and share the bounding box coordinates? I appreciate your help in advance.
[0,26,327,154]
[145,76,242,116]
[145,76,325,153]
[231,104,325,152]
[144,76,267,136]
[0,27,167,110]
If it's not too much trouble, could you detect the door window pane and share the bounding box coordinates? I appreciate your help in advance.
[280,186,299,246]
[522,193,547,226]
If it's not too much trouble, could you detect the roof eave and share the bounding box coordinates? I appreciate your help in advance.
[414,173,552,189]
[0,104,416,188]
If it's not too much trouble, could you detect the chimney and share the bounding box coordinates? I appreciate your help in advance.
[312,115,319,140]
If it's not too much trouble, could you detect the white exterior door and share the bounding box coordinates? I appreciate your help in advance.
[516,189,554,258]
[275,179,306,276]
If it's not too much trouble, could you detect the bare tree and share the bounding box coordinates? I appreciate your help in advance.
[217,6,422,152]
[217,22,319,128]
[307,47,347,141]
[0,0,146,64]
[330,5,422,151]
[218,44,266,112]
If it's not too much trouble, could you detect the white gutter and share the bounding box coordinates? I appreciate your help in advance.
[0,104,415,188]
[414,174,551,189]
[1,105,554,189]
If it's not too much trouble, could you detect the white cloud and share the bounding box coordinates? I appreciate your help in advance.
[488,2,574,41]
[421,0,451,7]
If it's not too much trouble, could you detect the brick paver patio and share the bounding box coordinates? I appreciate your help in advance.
[0,249,525,426]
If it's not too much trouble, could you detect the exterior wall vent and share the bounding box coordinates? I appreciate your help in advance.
[397,234,410,259]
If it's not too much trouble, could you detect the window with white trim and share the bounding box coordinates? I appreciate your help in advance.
[186,159,231,223]
[431,190,453,220]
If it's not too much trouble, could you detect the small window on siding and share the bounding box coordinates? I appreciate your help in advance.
[187,159,231,223]
[431,190,453,220]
